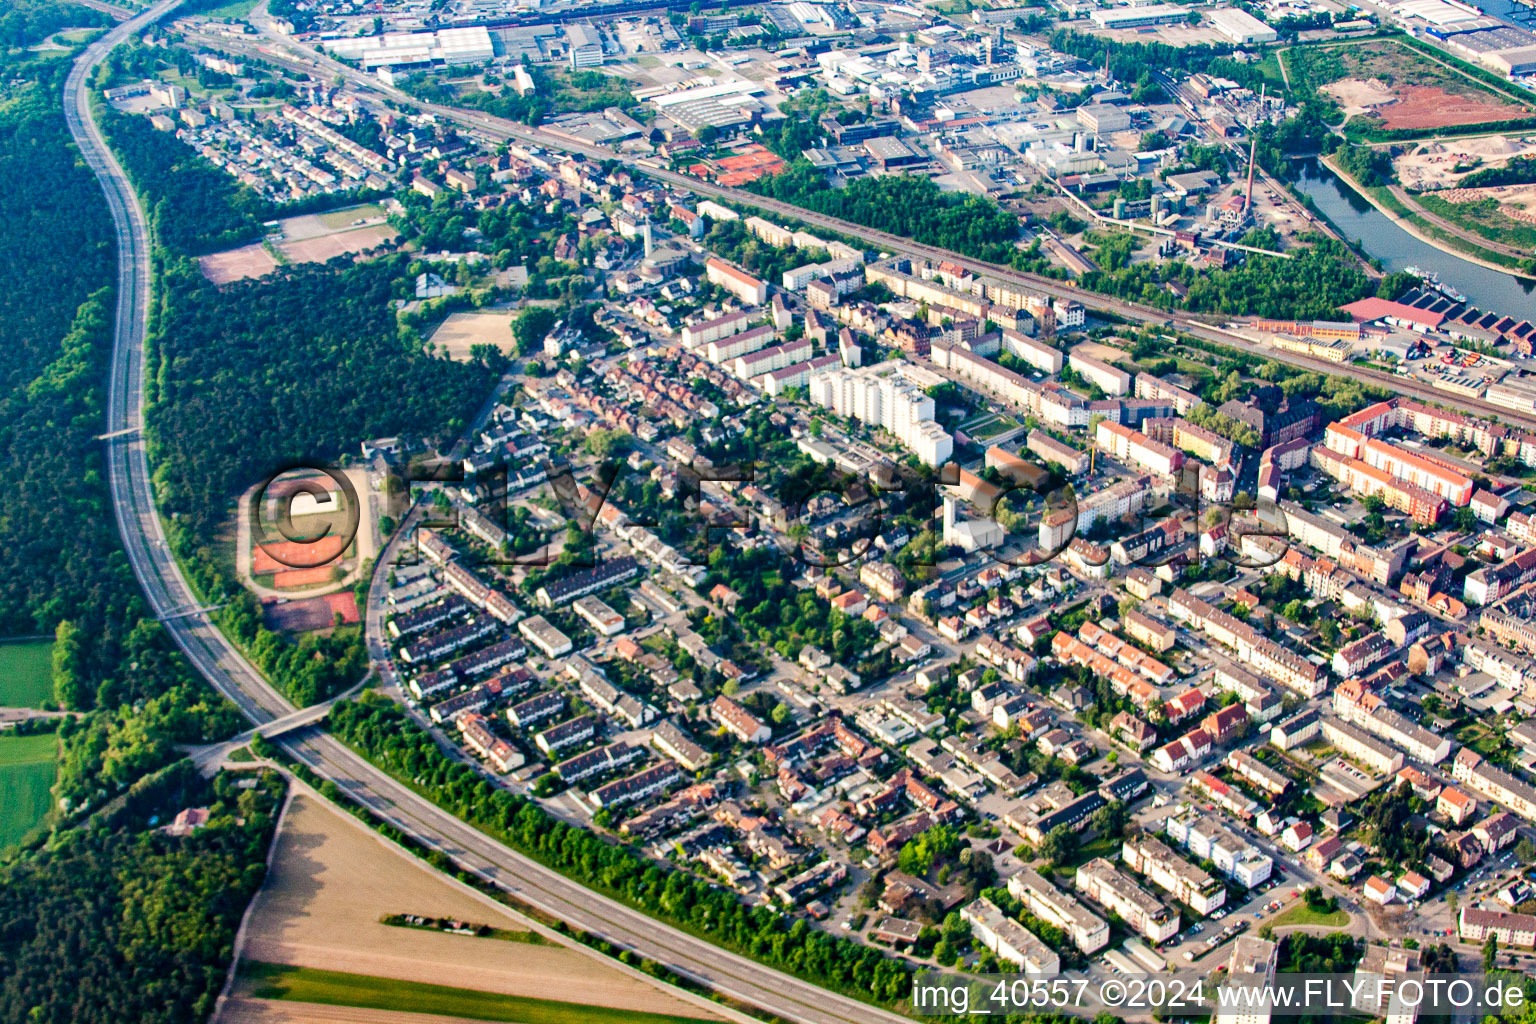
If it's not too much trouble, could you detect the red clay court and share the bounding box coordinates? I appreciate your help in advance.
[271,566,338,589]
[252,535,347,575]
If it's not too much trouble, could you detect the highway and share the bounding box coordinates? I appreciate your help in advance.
[65,13,919,1024]
[195,27,1536,437]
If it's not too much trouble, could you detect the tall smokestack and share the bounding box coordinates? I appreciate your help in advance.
[1244,133,1257,214]
[1243,84,1265,218]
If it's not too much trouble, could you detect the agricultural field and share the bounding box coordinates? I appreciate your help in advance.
[0,732,58,849]
[231,964,719,1024]
[0,639,53,708]
[1286,41,1534,134]
[237,793,722,1020]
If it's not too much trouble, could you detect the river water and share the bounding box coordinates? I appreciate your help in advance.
[1291,159,1536,313]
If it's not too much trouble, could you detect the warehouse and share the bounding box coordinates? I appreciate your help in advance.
[1207,7,1277,43]
[1089,5,1191,29]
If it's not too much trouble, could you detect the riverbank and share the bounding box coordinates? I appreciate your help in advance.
[1320,154,1536,281]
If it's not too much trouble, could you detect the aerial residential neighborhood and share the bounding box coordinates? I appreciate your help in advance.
[7,0,1536,1018]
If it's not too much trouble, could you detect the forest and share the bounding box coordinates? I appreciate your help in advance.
[98,106,271,256]
[0,763,285,1024]
[1080,238,1380,321]
[748,165,1039,271]
[0,42,242,815]
[0,0,107,48]
[147,255,496,703]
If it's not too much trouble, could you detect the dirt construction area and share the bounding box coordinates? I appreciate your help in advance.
[1291,42,1533,133]
[1377,85,1526,131]
[429,311,519,361]
[200,244,280,285]
[1395,134,1536,190]
[238,793,720,1019]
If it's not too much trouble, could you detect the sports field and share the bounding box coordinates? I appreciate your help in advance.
[0,732,57,848]
[430,312,519,362]
[0,639,53,708]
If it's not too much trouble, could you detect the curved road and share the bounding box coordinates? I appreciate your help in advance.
[65,14,913,1024]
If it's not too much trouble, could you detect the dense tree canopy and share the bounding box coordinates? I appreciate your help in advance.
[0,51,241,813]
[99,107,271,257]
[0,765,285,1024]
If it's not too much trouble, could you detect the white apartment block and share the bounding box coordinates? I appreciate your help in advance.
[962,898,1061,974]
[706,324,774,364]
[1075,857,1180,943]
[1007,868,1109,953]
[706,257,767,305]
[1321,717,1403,775]
[1001,328,1063,373]
[807,362,952,466]
[681,309,752,348]
[1070,349,1131,395]
[1122,835,1226,916]
[1165,810,1273,888]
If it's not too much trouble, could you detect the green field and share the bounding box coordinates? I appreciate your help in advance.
[1272,901,1350,930]
[0,733,58,848]
[195,0,261,18]
[0,640,53,708]
[239,963,716,1024]
[317,203,386,229]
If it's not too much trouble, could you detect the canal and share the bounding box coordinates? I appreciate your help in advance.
[1291,158,1536,313]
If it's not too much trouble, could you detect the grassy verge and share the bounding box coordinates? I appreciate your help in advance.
[238,961,718,1024]
[1415,193,1536,252]
[1272,902,1349,929]
[1324,158,1536,275]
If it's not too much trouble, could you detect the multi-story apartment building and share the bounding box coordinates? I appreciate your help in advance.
[1168,589,1326,697]
[1075,858,1179,943]
[1070,349,1131,395]
[1166,810,1273,888]
[1122,835,1227,916]
[806,362,952,466]
[1006,868,1108,953]
[1026,429,1090,475]
[1321,717,1404,775]
[705,257,767,305]
[1452,749,1536,822]
[1333,681,1453,764]
[1096,420,1183,476]
[961,898,1061,974]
